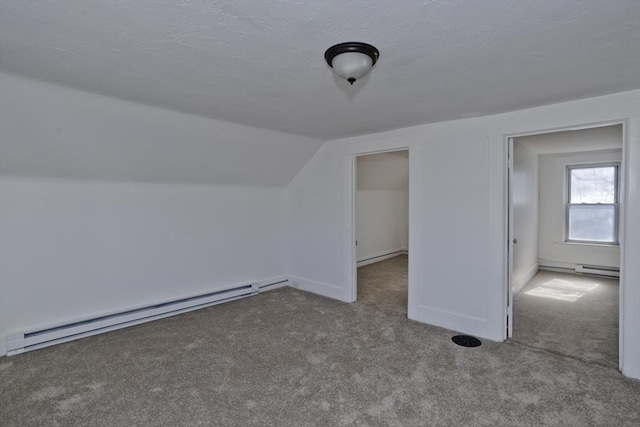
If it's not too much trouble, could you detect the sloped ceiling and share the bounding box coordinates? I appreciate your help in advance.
[357,151,408,191]
[1,0,639,140]
[0,73,323,186]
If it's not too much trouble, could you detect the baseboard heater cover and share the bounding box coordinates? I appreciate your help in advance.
[575,264,620,277]
[6,278,287,356]
[540,264,620,278]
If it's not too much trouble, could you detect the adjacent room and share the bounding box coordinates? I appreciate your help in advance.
[1,1,639,425]
[355,151,409,316]
[510,126,623,368]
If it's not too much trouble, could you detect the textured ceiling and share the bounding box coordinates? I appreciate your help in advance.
[1,0,639,139]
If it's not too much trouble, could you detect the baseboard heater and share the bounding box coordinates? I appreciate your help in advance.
[6,278,288,356]
[575,265,620,278]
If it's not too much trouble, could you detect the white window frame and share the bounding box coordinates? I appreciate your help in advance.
[565,162,620,245]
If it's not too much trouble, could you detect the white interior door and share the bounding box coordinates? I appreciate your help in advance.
[507,137,514,338]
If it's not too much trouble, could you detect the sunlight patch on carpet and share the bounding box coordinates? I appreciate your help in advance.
[524,278,600,302]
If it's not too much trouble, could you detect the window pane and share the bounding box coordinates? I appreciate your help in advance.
[570,167,616,203]
[568,205,616,242]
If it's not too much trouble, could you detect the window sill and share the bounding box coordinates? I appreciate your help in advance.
[553,241,619,251]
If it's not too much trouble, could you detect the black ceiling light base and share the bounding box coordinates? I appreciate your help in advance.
[452,335,482,347]
[324,42,380,68]
[324,42,380,85]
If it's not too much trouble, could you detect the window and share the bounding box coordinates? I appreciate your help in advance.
[566,164,619,244]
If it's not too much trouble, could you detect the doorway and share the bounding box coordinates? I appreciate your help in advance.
[345,142,420,321]
[507,124,623,368]
[354,150,409,315]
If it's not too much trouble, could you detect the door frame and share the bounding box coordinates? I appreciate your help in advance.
[507,137,515,338]
[343,136,421,320]
[505,120,628,369]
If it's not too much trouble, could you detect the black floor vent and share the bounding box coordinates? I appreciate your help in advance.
[452,335,482,347]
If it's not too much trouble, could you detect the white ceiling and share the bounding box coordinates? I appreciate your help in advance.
[1,0,639,140]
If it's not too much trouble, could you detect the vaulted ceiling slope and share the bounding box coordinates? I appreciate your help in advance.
[1,1,638,139]
[0,73,323,186]
[357,152,408,191]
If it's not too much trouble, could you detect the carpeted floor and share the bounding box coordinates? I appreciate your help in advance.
[513,271,619,369]
[358,258,620,370]
[1,285,639,426]
[357,255,408,316]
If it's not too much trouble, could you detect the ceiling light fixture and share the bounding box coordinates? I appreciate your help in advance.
[324,42,379,85]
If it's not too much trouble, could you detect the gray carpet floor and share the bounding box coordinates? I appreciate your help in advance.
[1,285,639,426]
[513,271,619,369]
[357,255,408,316]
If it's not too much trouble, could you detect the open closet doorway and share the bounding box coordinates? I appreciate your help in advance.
[354,150,409,316]
[507,124,623,369]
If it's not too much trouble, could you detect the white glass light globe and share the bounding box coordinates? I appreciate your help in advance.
[331,52,374,82]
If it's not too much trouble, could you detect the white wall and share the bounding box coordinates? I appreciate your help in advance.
[0,74,320,354]
[512,140,539,294]
[356,191,407,262]
[0,178,287,343]
[516,125,623,155]
[289,121,493,325]
[287,141,347,300]
[538,149,622,269]
[356,152,408,263]
[287,89,640,379]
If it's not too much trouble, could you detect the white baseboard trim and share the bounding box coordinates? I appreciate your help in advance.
[287,275,346,302]
[410,305,492,341]
[1,276,288,357]
[357,247,408,267]
[513,263,539,295]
